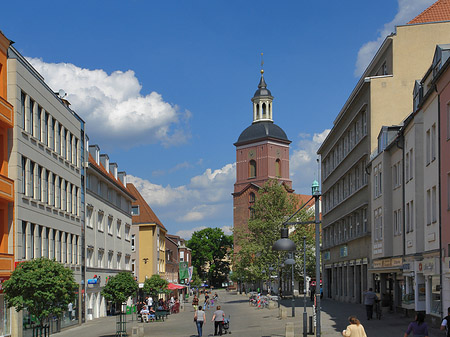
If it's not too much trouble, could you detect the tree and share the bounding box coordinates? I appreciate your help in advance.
[234,179,315,285]
[3,258,78,327]
[101,272,138,312]
[143,274,169,301]
[187,227,233,287]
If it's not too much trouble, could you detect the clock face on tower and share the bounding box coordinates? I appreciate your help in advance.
[248,149,255,159]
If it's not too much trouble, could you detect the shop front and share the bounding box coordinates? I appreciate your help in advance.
[418,257,441,317]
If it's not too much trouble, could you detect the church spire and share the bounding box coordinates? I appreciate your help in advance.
[251,54,273,123]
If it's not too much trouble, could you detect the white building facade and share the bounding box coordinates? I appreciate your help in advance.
[85,144,133,320]
[7,46,85,335]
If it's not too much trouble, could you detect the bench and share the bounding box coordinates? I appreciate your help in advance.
[155,310,169,321]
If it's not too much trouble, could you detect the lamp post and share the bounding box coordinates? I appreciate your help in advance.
[284,254,295,317]
[303,236,307,337]
[312,180,321,337]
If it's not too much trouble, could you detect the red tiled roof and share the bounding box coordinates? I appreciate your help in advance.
[88,153,133,198]
[126,183,167,231]
[408,0,450,24]
[293,193,315,208]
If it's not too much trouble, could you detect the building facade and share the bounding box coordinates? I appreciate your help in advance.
[318,3,450,304]
[127,183,166,287]
[85,145,134,320]
[7,45,84,334]
[0,31,14,337]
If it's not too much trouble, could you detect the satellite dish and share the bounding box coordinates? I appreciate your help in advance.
[58,89,67,98]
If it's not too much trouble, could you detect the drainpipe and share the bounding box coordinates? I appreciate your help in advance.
[396,133,405,257]
[437,92,443,319]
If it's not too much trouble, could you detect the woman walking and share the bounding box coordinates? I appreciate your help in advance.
[404,312,428,337]
[194,305,206,337]
[342,316,367,337]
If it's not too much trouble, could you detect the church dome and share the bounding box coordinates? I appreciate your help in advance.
[235,121,289,145]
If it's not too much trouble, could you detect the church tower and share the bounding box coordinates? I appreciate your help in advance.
[233,69,292,250]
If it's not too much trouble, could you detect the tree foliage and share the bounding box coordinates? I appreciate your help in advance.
[187,227,233,287]
[3,258,78,326]
[143,274,169,300]
[234,179,316,284]
[101,271,138,310]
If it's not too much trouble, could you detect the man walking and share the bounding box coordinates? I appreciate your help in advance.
[363,288,378,320]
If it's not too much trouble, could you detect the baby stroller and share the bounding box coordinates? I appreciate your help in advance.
[223,315,231,334]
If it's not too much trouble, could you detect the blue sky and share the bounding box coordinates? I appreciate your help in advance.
[2,0,435,238]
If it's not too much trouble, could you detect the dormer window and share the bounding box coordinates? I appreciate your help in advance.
[131,205,139,215]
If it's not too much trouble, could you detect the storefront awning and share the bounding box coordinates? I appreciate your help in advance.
[168,283,185,290]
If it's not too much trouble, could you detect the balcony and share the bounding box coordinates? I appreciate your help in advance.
[0,175,13,202]
[0,96,12,128]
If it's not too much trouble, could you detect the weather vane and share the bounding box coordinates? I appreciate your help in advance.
[260,52,264,74]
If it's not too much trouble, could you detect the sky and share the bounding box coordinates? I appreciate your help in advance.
[2,0,436,239]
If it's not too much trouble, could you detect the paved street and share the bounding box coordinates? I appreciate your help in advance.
[53,290,444,337]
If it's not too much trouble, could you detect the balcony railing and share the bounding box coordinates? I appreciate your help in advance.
[0,96,13,128]
[0,174,13,202]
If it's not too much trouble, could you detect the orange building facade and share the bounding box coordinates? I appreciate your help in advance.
[0,31,14,336]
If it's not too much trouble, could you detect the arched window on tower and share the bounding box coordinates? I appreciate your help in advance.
[249,160,256,178]
[256,104,260,119]
[262,103,266,118]
[275,159,281,178]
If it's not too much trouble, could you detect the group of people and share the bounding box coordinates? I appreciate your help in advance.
[137,295,180,323]
[192,291,224,336]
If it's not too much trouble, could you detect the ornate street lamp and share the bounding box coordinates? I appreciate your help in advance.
[272,228,296,252]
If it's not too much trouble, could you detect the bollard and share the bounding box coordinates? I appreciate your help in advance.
[309,316,313,335]
[138,323,144,337]
[279,307,287,319]
[285,322,294,337]
[131,326,138,337]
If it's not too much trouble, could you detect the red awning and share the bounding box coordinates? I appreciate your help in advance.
[168,283,185,290]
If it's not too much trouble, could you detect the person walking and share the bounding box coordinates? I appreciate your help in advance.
[363,288,378,320]
[205,292,210,309]
[441,306,450,337]
[194,305,206,337]
[342,316,367,337]
[404,312,428,337]
[211,305,225,336]
[192,295,199,311]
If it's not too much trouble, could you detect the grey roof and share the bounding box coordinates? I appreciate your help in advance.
[253,75,272,98]
[235,121,289,145]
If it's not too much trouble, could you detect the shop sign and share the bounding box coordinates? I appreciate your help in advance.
[87,279,98,284]
[325,264,332,269]
[362,258,369,264]
[349,260,355,266]
[382,259,392,267]
[422,258,437,275]
[355,259,362,265]
[391,258,403,267]
[403,263,411,271]
[373,260,383,268]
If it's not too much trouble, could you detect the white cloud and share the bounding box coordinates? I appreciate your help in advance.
[290,129,330,193]
[354,0,435,76]
[175,225,232,240]
[127,163,236,225]
[26,58,191,148]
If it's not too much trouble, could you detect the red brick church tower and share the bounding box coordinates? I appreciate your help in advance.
[233,69,292,250]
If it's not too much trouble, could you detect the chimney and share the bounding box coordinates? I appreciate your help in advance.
[100,154,109,173]
[118,171,127,185]
[109,163,118,179]
[88,145,100,165]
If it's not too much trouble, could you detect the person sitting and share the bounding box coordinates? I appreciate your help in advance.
[148,307,156,321]
[140,305,150,323]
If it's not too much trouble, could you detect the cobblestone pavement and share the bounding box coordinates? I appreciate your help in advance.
[52,290,444,337]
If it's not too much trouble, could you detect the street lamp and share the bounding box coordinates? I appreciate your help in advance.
[312,180,321,337]
[302,236,307,337]
[284,254,295,318]
[273,228,296,251]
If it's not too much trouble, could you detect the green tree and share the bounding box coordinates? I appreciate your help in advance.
[234,179,315,284]
[187,227,233,287]
[101,272,138,312]
[3,258,78,327]
[143,274,169,301]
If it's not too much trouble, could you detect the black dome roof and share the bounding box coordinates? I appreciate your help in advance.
[253,75,272,98]
[236,121,289,145]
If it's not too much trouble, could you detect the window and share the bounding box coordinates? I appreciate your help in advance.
[37,166,42,201]
[37,106,42,141]
[87,248,93,267]
[431,124,436,161]
[107,216,113,235]
[21,156,26,194]
[116,254,121,269]
[37,226,42,258]
[116,220,121,238]
[30,224,35,259]
[21,92,26,129]
[131,205,139,216]
[22,221,27,259]
[409,149,413,180]
[427,189,431,225]
[249,192,255,203]
[249,160,256,178]
[426,129,431,165]
[432,186,437,223]
[131,234,135,251]
[180,251,185,262]
[29,99,34,135]
[275,159,281,178]
[30,162,35,198]
[98,250,104,268]
[125,224,130,241]
[108,252,113,269]
[98,212,104,231]
[45,112,49,146]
